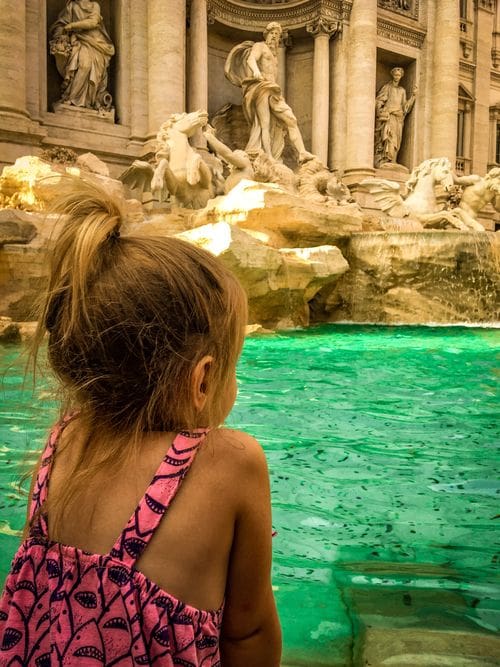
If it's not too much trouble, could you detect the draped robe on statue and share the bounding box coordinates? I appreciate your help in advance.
[50,0,115,110]
[224,41,289,160]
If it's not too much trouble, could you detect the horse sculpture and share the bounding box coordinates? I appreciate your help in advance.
[361,157,455,221]
[120,110,219,209]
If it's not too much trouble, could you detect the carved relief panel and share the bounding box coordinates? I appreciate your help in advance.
[378,0,418,21]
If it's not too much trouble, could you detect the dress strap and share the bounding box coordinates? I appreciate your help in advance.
[109,429,209,568]
[29,414,76,538]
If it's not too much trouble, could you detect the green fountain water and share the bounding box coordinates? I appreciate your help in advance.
[1,324,499,665]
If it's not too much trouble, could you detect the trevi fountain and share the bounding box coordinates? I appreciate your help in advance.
[0,2,498,666]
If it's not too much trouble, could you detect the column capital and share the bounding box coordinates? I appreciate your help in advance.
[279,30,292,49]
[306,18,339,38]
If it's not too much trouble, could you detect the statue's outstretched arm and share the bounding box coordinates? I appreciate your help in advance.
[205,130,249,170]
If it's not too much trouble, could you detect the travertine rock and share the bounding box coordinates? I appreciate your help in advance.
[313,231,500,324]
[0,210,37,244]
[192,180,363,248]
[76,152,110,177]
[0,316,20,343]
[177,222,348,328]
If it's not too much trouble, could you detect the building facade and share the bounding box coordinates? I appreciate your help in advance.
[0,0,498,185]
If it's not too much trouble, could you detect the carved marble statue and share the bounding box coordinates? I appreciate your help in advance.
[374,67,417,168]
[448,167,500,231]
[225,22,313,163]
[298,158,354,206]
[49,0,115,112]
[203,125,254,194]
[120,110,216,209]
[362,157,455,218]
[361,157,487,230]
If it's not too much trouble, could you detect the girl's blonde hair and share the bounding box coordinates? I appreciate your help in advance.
[31,178,247,537]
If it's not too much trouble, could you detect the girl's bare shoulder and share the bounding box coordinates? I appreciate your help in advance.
[201,428,269,477]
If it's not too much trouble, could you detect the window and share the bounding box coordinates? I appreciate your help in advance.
[460,0,467,20]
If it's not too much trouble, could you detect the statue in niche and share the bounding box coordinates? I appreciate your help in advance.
[224,22,314,164]
[49,0,115,113]
[374,67,417,168]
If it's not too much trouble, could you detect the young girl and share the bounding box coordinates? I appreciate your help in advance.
[0,180,281,666]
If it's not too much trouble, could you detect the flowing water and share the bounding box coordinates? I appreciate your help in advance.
[1,325,499,665]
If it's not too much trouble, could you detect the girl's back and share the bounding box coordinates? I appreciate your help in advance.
[0,179,281,666]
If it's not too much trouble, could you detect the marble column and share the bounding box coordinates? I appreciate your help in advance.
[188,0,208,147]
[129,1,148,141]
[188,0,208,113]
[430,0,460,162]
[488,107,499,166]
[330,25,349,171]
[344,0,377,184]
[463,102,472,163]
[148,0,186,136]
[307,20,337,164]
[0,1,28,119]
[472,2,494,174]
[277,31,290,97]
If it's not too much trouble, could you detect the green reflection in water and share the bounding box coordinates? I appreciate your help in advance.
[1,325,499,665]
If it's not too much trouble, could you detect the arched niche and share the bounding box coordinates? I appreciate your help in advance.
[376,49,417,170]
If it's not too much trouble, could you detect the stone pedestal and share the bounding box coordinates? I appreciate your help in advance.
[53,102,115,123]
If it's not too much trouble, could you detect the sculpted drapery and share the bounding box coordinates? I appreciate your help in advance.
[50,0,115,111]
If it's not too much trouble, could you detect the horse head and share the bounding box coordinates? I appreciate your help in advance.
[406,157,454,194]
[163,110,209,138]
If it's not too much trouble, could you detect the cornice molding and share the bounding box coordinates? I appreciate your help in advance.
[377,17,426,48]
[207,0,352,32]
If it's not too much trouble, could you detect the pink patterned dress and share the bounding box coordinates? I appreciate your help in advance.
[0,419,223,666]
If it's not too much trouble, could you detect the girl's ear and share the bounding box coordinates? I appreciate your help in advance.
[192,355,214,412]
